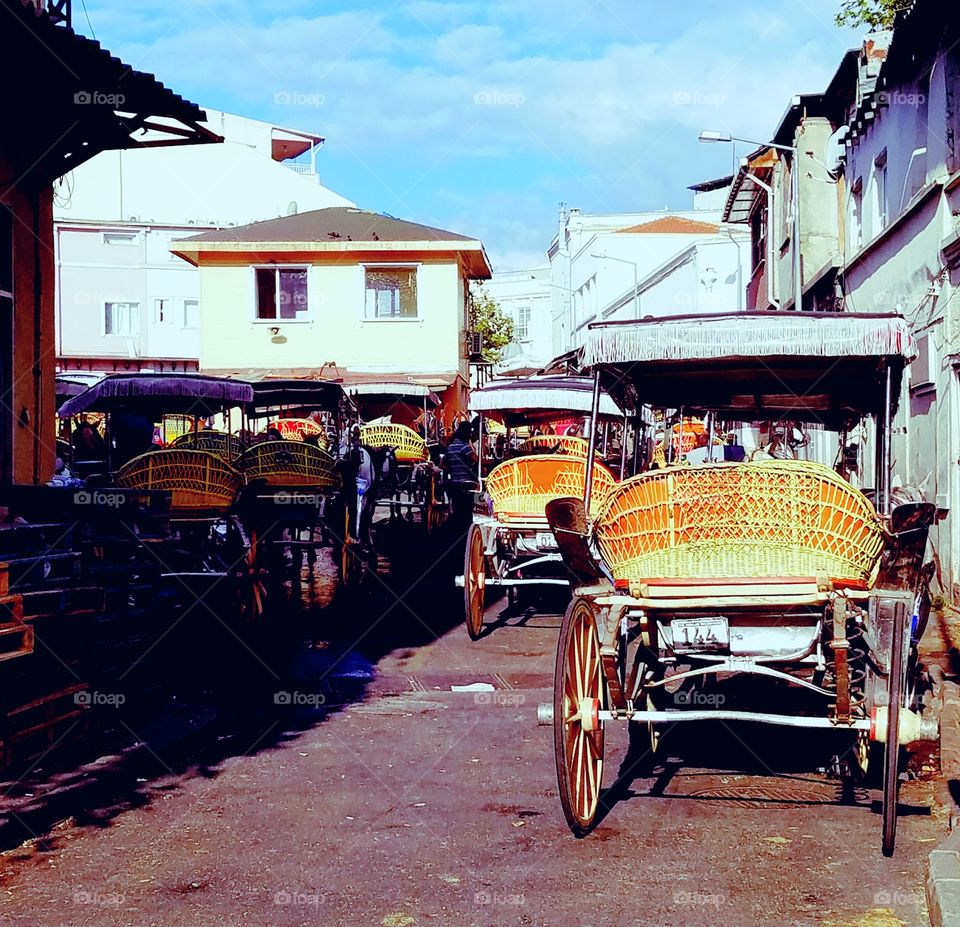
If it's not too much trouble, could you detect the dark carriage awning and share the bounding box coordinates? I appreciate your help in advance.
[579,312,915,426]
[58,373,253,419]
[246,379,347,417]
[469,376,622,424]
[4,1,219,185]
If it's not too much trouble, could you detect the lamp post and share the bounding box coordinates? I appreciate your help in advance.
[590,251,640,319]
[699,130,803,311]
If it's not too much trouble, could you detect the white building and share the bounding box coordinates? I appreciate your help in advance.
[548,182,751,354]
[55,109,354,374]
[483,265,553,376]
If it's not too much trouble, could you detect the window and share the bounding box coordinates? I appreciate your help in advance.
[104,301,140,336]
[154,298,171,324]
[871,150,888,236]
[848,177,863,253]
[183,299,199,329]
[102,232,138,246]
[516,305,531,341]
[364,267,418,319]
[254,267,309,320]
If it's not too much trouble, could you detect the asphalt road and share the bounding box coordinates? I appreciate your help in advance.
[0,527,951,927]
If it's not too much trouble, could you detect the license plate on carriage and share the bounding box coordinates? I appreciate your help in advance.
[535,531,557,550]
[672,616,729,653]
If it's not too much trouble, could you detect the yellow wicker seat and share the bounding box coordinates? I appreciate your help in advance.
[486,455,617,525]
[595,460,884,584]
[517,434,589,457]
[262,418,328,448]
[239,440,340,489]
[360,423,427,463]
[114,449,242,513]
[171,430,242,460]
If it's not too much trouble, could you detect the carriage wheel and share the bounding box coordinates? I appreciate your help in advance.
[238,528,268,621]
[554,596,605,836]
[463,524,486,640]
[881,605,909,857]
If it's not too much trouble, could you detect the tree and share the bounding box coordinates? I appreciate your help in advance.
[470,286,514,364]
[835,0,910,28]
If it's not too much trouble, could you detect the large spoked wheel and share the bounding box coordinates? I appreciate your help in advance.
[554,596,605,837]
[237,527,268,622]
[463,523,486,640]
[882,606,909,857]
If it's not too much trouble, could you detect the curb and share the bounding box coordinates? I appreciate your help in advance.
[928,681,960,927]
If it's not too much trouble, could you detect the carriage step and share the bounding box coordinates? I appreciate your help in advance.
[0,617,34,663]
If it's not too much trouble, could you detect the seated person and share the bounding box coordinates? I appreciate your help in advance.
[723,432,747,462]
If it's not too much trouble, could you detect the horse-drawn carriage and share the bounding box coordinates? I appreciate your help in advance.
[240,379,352,591]
[542,312,937,856]
[57,373,262,616]
[347,381,447,533]
[457,376,623,640]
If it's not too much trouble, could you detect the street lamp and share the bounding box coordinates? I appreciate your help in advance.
[590,251,639,320]
[699,130,803,310]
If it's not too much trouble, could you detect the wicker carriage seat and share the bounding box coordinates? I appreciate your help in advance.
[595,460,884,585]
[360,423,428,463]
[238,440,340,489]
[486,455,616,526]
[114,448,243,513]
[261,418,329,447]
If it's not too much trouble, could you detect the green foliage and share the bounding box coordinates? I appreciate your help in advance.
[470,286,514,364]
[835,0,909,28]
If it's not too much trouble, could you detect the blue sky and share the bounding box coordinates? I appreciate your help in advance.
[84,0,862,269]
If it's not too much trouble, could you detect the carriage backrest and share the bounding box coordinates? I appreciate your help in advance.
[594,460,884,584]
[238,440,340,489]
[113,448,243,513]
[170,430,242,460]
[360,424,428,463]
[485,455,616,525]
[517,434,589,457]
[261,418,328,447]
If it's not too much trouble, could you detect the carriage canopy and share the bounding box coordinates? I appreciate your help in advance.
[579,312,915,427]
[58,373,254,420]
[469,375,622,426]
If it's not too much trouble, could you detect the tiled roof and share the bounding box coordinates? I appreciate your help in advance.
[180,207,476,244]
[616,216,720,235]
